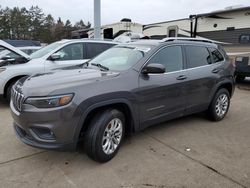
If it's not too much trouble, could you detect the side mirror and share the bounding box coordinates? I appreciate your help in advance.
[49,53,61,61]
[142,63,166,74]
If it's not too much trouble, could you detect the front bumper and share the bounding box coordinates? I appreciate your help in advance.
[14,123,75,150]
[10,100,79,150]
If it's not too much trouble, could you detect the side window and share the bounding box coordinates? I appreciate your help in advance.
[56,43,84,61]
[86,43,115,59]
[185,46,211,68]
[148,46,183,72]
[209,48,224,63]
[239,35,250,44]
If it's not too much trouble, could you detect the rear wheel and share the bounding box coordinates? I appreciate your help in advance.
[84,109,125,163]
[208,88,230,121]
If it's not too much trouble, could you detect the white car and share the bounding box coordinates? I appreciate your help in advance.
[0,39,117,100]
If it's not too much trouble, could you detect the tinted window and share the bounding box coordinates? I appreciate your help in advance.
[148,46,183,72]
[239,35,250,44]
[56,43,84,61]
[185,46,211,68]
[209,48,224,63]
[86,43,116,59]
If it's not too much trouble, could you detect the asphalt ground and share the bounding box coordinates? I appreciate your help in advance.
[0,80,250,188]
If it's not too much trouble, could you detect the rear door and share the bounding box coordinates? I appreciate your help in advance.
[138,45,188,127]
[183,45,222,114]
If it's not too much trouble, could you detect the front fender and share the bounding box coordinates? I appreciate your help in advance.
[72,93,139,143]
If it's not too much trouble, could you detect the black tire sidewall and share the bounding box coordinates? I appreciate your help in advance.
[85,109,125,163]
[209,89,230,121]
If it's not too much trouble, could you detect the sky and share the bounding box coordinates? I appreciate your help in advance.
[1,0,250,25]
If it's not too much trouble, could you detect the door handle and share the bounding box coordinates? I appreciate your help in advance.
[212,69,220,73]
[176,75,187,80]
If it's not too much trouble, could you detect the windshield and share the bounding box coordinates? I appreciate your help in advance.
[89,46,150,71]
[30,42,63,59]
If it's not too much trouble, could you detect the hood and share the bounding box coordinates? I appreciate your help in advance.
[0,40,30,59]
[19,68,119,96]
[0,40,30,67]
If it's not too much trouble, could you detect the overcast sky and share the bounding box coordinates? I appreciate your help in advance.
[1,0,250,25]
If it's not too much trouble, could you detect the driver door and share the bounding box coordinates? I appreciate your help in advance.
[44,43,88,71]
[137,45,188,128]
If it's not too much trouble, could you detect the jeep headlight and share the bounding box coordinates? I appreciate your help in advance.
[25,94,74,108]
[0,68,6,73]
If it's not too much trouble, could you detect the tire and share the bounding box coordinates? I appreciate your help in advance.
[84,109,125,163]
[6,81,16,102]
[207,88,230,121]
[236,75,245,82]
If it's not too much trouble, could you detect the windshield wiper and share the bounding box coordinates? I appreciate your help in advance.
[91,63,109,71]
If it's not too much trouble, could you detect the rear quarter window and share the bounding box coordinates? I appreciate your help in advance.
[185,46,212,68]
[209,48,224,63]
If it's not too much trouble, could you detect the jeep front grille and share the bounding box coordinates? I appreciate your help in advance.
[12,88,25,111]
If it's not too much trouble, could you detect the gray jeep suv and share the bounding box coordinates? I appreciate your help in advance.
[11,38,235,162]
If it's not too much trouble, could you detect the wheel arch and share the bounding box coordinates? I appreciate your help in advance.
[217,82,233,97]
[74,98,139,143]
[209,80,234,103]
[3,75,28,98]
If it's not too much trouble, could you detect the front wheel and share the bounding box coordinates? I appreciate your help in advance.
[207,88,230,121]
[84,109,125,163]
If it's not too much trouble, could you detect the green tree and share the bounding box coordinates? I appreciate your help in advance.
[39,14,55,43]
[54,17,65,40]
[74,19,86,29]
[0,6,91,42]
[28,6,46,40]
[64,19,73,38]
[0,7,12,39]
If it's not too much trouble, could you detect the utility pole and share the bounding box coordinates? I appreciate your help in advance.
[94,0,101,39]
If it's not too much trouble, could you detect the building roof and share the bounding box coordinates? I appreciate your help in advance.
[143,18,189,27]
[196,6,250,17]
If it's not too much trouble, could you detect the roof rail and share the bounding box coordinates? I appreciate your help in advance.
[160,37,214,43]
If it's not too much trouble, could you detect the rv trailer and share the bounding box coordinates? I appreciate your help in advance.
[143,6,250,59]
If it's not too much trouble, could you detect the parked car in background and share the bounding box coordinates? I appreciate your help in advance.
[0,40,30,62]
[18,46,42,55]
[0,39,118,100]
[234,56,250,82]
[11,38,235,163]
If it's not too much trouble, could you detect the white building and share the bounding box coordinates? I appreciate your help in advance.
[72,18,143,39]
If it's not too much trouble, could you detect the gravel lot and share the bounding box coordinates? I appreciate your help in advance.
[0,80,250,188]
